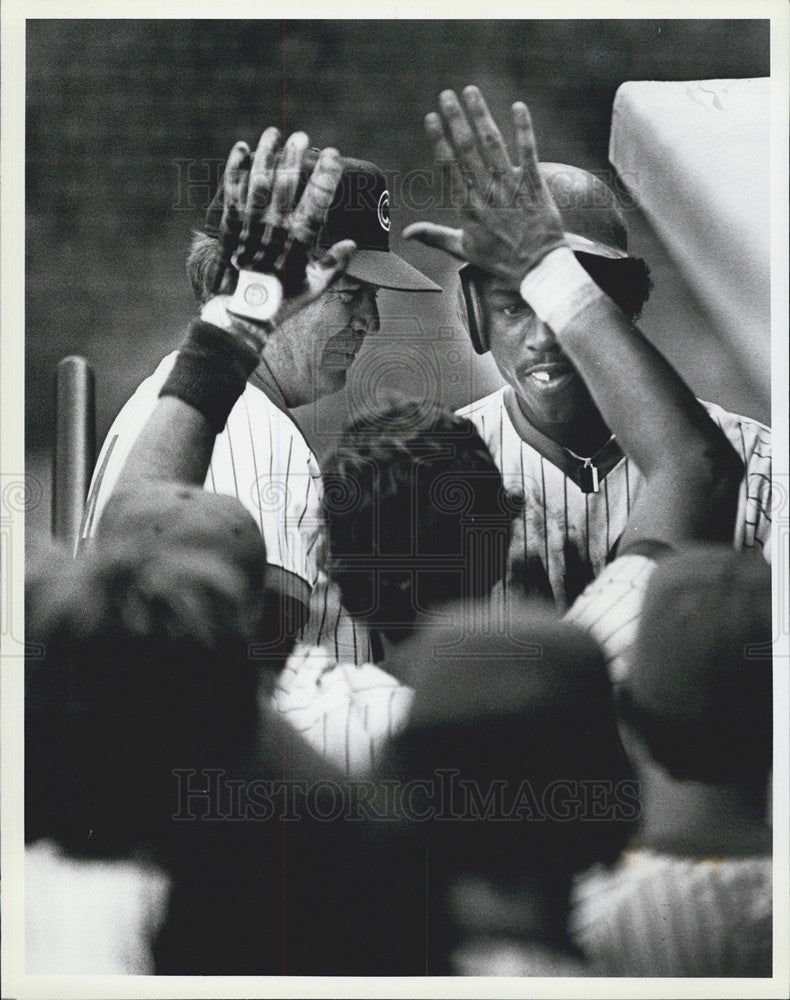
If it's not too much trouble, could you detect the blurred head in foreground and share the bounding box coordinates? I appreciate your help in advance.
[377,602,637,969]
[26,488,289,859]
[321,398,520,648]
[620,546,772,801]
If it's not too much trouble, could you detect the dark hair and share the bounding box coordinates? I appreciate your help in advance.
[25,543,279,858]
[321,399,520,642]
[186,230,235,304]
[574,252,653,321]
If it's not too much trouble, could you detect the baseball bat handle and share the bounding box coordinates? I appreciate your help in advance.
[52,356,96,553]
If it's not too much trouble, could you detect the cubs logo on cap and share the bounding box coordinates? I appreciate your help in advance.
[204,149,440,293]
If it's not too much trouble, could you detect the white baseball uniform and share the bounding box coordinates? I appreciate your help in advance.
[457,387,772,611]
[273,551,658,775]
[80,352,371,663]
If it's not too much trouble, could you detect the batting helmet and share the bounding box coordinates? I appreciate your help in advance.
[460,163,649,354]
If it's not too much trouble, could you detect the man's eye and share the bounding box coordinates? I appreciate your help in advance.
[502,303,527,317]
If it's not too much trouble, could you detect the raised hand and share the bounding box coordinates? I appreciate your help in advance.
[403,86,566,289]
[207,129,355,341]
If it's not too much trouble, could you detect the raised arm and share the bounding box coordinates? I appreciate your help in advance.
[110,130,354,492]
[404,87,743,551]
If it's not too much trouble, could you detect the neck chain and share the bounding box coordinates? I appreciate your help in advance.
[503,390,620,494]
[560,435,616,493]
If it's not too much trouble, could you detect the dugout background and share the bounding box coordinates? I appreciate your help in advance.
[25,19,771,552]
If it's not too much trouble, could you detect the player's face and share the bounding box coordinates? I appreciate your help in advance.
[266,278,380,407]
[480,278,598,434]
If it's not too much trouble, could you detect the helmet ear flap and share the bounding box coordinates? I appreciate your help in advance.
[459,264,488,354]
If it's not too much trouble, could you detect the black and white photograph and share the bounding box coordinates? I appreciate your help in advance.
[2,2,788,996]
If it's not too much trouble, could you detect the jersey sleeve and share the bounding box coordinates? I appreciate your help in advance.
[272,646,412,776]
[700,402,772,562]
[79,353,320,598]
[564,553,657,683]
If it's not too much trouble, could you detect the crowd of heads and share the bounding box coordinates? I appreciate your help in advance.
[24,146,773,976]
[25,386,774,975]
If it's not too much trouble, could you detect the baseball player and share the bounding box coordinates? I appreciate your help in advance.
[107,96,744,777]
[80,129,440,659]
[406,95,772,611]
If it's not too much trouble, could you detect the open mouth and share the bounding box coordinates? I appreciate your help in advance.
[518,363,576,389]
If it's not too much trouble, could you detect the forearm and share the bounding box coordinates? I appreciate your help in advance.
[522,249,742,482]
[111,316,261,493]
[114,397,217,489]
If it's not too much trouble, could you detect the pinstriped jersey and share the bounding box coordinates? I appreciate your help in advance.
[271,644,413,777]
[272,553,657,774]
[80,353,371,662]
[570,850,772,976]
[564,553,656,683]
[457,387,772,611]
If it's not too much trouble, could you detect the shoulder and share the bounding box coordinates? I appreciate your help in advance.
[697,400,771,451]
[455,386,508,421]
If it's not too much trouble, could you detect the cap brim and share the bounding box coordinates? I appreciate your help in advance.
[344,248,442,292]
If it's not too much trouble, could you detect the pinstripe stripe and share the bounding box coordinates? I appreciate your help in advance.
[225,418,241,502]
[241,393,264,535]
[267,409,274,481]
[296,474,311,531]
[519,445,528,572]
[282,436,293,566]
[539,456,549,575]
[332,594,343,661]
[624,457,631,515]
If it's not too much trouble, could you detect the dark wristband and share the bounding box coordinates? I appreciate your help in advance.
[159,319,261,433]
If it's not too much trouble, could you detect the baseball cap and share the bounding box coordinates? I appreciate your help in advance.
[204,148,441,293]
[95,482,268,594]
[623,546,772,783]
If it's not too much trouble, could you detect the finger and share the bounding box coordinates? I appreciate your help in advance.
[247,127,282,214]
[402,221,467,261]
[277,239,356,324]
[425,112,455,168]
[289,147,343,246]
[214,142,250,292]
[222,141,251,234]
[238,129,282,268]
[462,85,513,176]
[264,131,309,229]
[437,89,488,191]
[511,102,541,181]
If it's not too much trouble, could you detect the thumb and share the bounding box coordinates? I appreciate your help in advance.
[277,240,357,326]
[310,239,357,295]
[401,222,467,261]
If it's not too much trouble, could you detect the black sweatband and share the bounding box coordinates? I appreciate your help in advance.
[159,319,261,433]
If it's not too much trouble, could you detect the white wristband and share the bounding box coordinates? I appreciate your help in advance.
[227,269,283,323]
[199,295,268,357]
[519,247,603,333]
